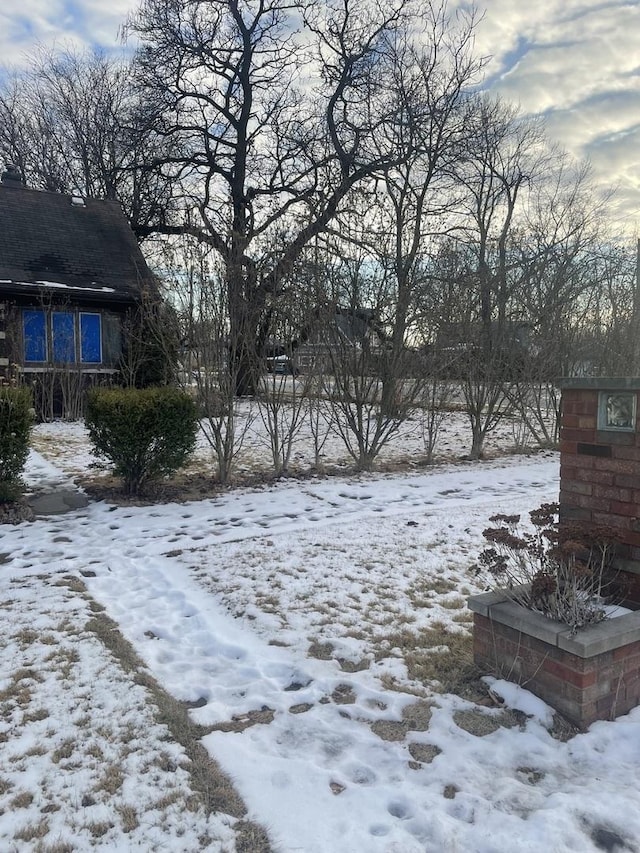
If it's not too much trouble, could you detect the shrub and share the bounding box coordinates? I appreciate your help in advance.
[473,503,623,632]
[0,386,33,502]
[86,386,198,495]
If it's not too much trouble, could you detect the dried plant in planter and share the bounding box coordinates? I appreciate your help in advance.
[474,503,626,632]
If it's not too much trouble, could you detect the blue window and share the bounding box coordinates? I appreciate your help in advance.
[24,310,47,362]
[80,313,101,363]
[52,312,76,363]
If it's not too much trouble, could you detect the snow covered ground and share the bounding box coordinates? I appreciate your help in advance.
[2,421,640,852]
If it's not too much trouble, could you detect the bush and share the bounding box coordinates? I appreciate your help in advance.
[473,503,623,633]
[86,386,198,495]
[0,386,33,502]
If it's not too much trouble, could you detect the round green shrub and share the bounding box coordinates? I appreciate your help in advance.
[0,386,33,502]
[85,386,198,495]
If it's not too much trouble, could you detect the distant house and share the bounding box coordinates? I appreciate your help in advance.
[0,165,155,416]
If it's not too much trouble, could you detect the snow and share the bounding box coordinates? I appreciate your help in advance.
[2,423,640,852]
[14,280,116,293]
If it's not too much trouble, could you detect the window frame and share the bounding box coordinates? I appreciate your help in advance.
[22,308,106,367]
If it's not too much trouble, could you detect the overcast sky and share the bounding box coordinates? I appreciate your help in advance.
[1,0,639,235]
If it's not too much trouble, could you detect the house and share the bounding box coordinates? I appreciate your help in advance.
[0,165,155,417]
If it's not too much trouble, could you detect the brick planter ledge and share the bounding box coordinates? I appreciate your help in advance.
[468,591,640,729]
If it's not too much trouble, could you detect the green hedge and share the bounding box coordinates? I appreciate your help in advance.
[0,386,33,502]
[85,386,198,495]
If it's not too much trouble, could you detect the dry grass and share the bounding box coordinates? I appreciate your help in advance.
[51,740,74,764]
[440,596,467,610]
[376,621,481,696]
[93,765,124,795]
[235,820,273,853]
[10,790,34,809]
[14,819,49,842]
[36,842,74,853]
[86,821,113,838]
[116,804,139,833]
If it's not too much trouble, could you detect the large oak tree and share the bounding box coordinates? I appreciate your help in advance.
[126,0,477,392]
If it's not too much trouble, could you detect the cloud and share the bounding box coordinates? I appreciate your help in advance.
[0,0,135,67]
[2,0,638,231]
[467,0,640,232]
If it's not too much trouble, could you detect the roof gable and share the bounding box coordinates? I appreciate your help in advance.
[0,184,153,303]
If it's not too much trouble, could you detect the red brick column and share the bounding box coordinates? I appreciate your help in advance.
[559,379,640,603]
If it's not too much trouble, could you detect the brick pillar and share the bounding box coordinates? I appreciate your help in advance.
[559,378,640,603]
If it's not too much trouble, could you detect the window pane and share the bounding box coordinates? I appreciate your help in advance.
[102,313,121,367]
[24,310,47,362]
[52,312,76,363]
[80,313,102,363]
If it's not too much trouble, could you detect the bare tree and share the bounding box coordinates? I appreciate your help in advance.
[448,97,548,458]
[0,47,173,234]
[125,0,477,395]
[162,237,253,484]
[503,159,611,444]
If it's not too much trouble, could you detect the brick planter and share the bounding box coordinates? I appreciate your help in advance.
[468,591,640,729]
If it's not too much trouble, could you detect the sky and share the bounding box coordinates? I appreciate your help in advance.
[3,419,640,851]
[0,0,639,233]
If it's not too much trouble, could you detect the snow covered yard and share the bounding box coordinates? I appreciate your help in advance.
[2,422,640,851]
[0,573,256,851]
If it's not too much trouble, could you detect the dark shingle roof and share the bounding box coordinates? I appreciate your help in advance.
[0,184,152,303]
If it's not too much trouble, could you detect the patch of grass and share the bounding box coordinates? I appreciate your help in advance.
[54,619,78,634]
[440,596,466,610]
[255,594,280,610]
[58,656,80,683]
[370,701,433,742]
[452,611,473,624]
[93,765,124,795]
[453,708,527,736]
[52,740,75,764]
[10,790,34,809]
[406,577,458,610]
[153,791,182,810]
[235,820,272,853]
[408,743,441,764]
[117,804,139,833]
[14,819,49,842]
[13,667,44,684]
[517,766,545,785]
[56,576,85,594]
[14,628,38,645]
[86,821,113,839]
[37,841,73,853]
[377,622,479,694]
[307,641,334,660]
[0,674,34,706]
[25,744,48,758]
[85,743,104,760]
[23,707,49,724]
